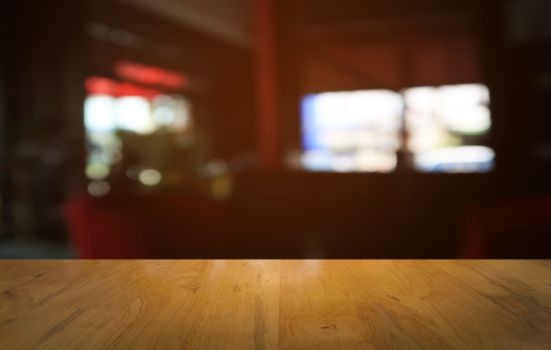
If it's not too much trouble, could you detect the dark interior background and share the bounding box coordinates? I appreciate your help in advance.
[1,0,550,258]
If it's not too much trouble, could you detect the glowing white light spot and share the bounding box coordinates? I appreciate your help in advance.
[85,163,110,180]
[115,97,156,134]
[415,146,495,173]
[88,181,111,197]
[138,168,162,186]
[84,95,116,133]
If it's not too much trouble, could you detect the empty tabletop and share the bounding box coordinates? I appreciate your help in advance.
[0,260,550,349]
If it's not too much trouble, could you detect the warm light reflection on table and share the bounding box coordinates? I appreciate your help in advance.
[0,260,550,349]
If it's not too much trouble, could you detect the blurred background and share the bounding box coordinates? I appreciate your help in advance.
[0,0,549,259]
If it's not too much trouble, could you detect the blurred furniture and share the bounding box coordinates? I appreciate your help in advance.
[64,192,229,258]
[461,196,551,258]
[1,260,550,348]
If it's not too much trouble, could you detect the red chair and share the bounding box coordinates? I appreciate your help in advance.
[64,191,229,258]
[460,196,551,258]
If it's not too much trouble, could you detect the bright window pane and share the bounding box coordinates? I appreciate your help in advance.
[115,96,156,134]
[301,90,403,172]
[84,95,116,133]
[403,84,494,173]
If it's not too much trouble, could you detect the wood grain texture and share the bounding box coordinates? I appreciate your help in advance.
[0,260,549,349]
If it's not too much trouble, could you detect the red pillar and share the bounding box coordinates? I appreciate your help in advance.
[254,0,279,170]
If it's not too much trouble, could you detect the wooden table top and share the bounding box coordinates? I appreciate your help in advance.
[0,260,550,349]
